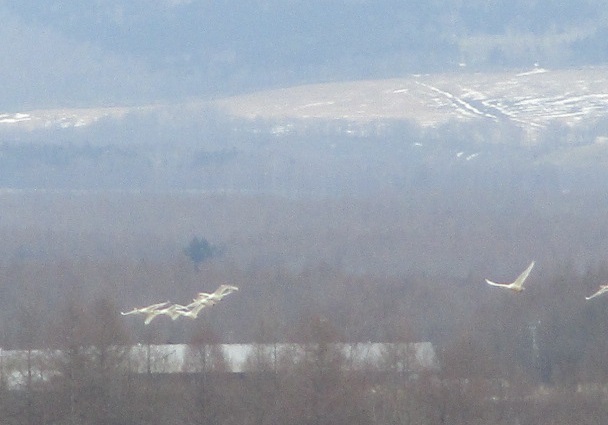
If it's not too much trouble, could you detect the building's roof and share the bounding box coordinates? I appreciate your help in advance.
[0,342,438,389]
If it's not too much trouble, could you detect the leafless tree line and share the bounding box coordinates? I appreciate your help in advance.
[1,297,608,425]
[1,183,608,422]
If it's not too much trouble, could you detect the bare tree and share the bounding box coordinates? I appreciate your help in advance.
[240,314,285,425]
[46,295,133,425]
[8,292,50,425]
[277,316,371,425]
[181,324,228,425]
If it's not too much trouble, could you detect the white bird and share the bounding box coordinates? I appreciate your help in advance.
[179,284,239,319]
[210,284,239,299]
[123,284,239,324]
[121,301,170,316]
[194,284,239,304]
[585,284,608,300]
[143,310,164,325]
[172,301,209,319]
[192,293,218,306]
[144,304,185,324]
[485,261,535,292]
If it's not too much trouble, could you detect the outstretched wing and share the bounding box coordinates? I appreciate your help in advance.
[586,285,608,300]
[121,301,170,317]
[512,261,535,290]
[211,284,239,300]
[144,311,162,325]
[485,261,535,291]
[485,279,508,288]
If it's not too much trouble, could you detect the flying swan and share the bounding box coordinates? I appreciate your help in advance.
[121,301,170,316]
[485,261,535,292]
[585,284,608,300]
[176,285,240,319]
[144,304,185,324]
[122,284,239,324]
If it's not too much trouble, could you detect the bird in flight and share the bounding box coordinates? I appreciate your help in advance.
[144,304,185,324]
[121,301,170,316]
[122,284,239,324]
[190,284,239,307]
[485,261,535,292]
[200,284,239,302]
[585,284,608,300]
[172,301,209,320]
[176,285,240,319]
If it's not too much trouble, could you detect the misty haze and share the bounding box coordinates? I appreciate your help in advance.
[1,1,608,424]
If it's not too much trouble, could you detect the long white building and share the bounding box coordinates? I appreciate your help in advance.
[0,342,438,389]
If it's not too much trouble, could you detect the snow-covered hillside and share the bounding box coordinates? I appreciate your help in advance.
[2,68,608,194]
[0,105,157,132]
[216,66,608,139]
[2,67,608,139]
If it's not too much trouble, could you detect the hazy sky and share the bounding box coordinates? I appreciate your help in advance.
[1,0,606,109]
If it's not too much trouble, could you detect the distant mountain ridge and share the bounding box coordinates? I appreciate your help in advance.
[3,67,608,140]
[216,67,608,137]
[1,68,608,193]
[1,0,608,108]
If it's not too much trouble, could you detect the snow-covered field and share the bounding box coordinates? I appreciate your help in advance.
[215,66,608,132]
[1,67,607,137]
[0,105,157,131]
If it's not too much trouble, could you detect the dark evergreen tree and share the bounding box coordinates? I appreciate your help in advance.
[184,236,216,270]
